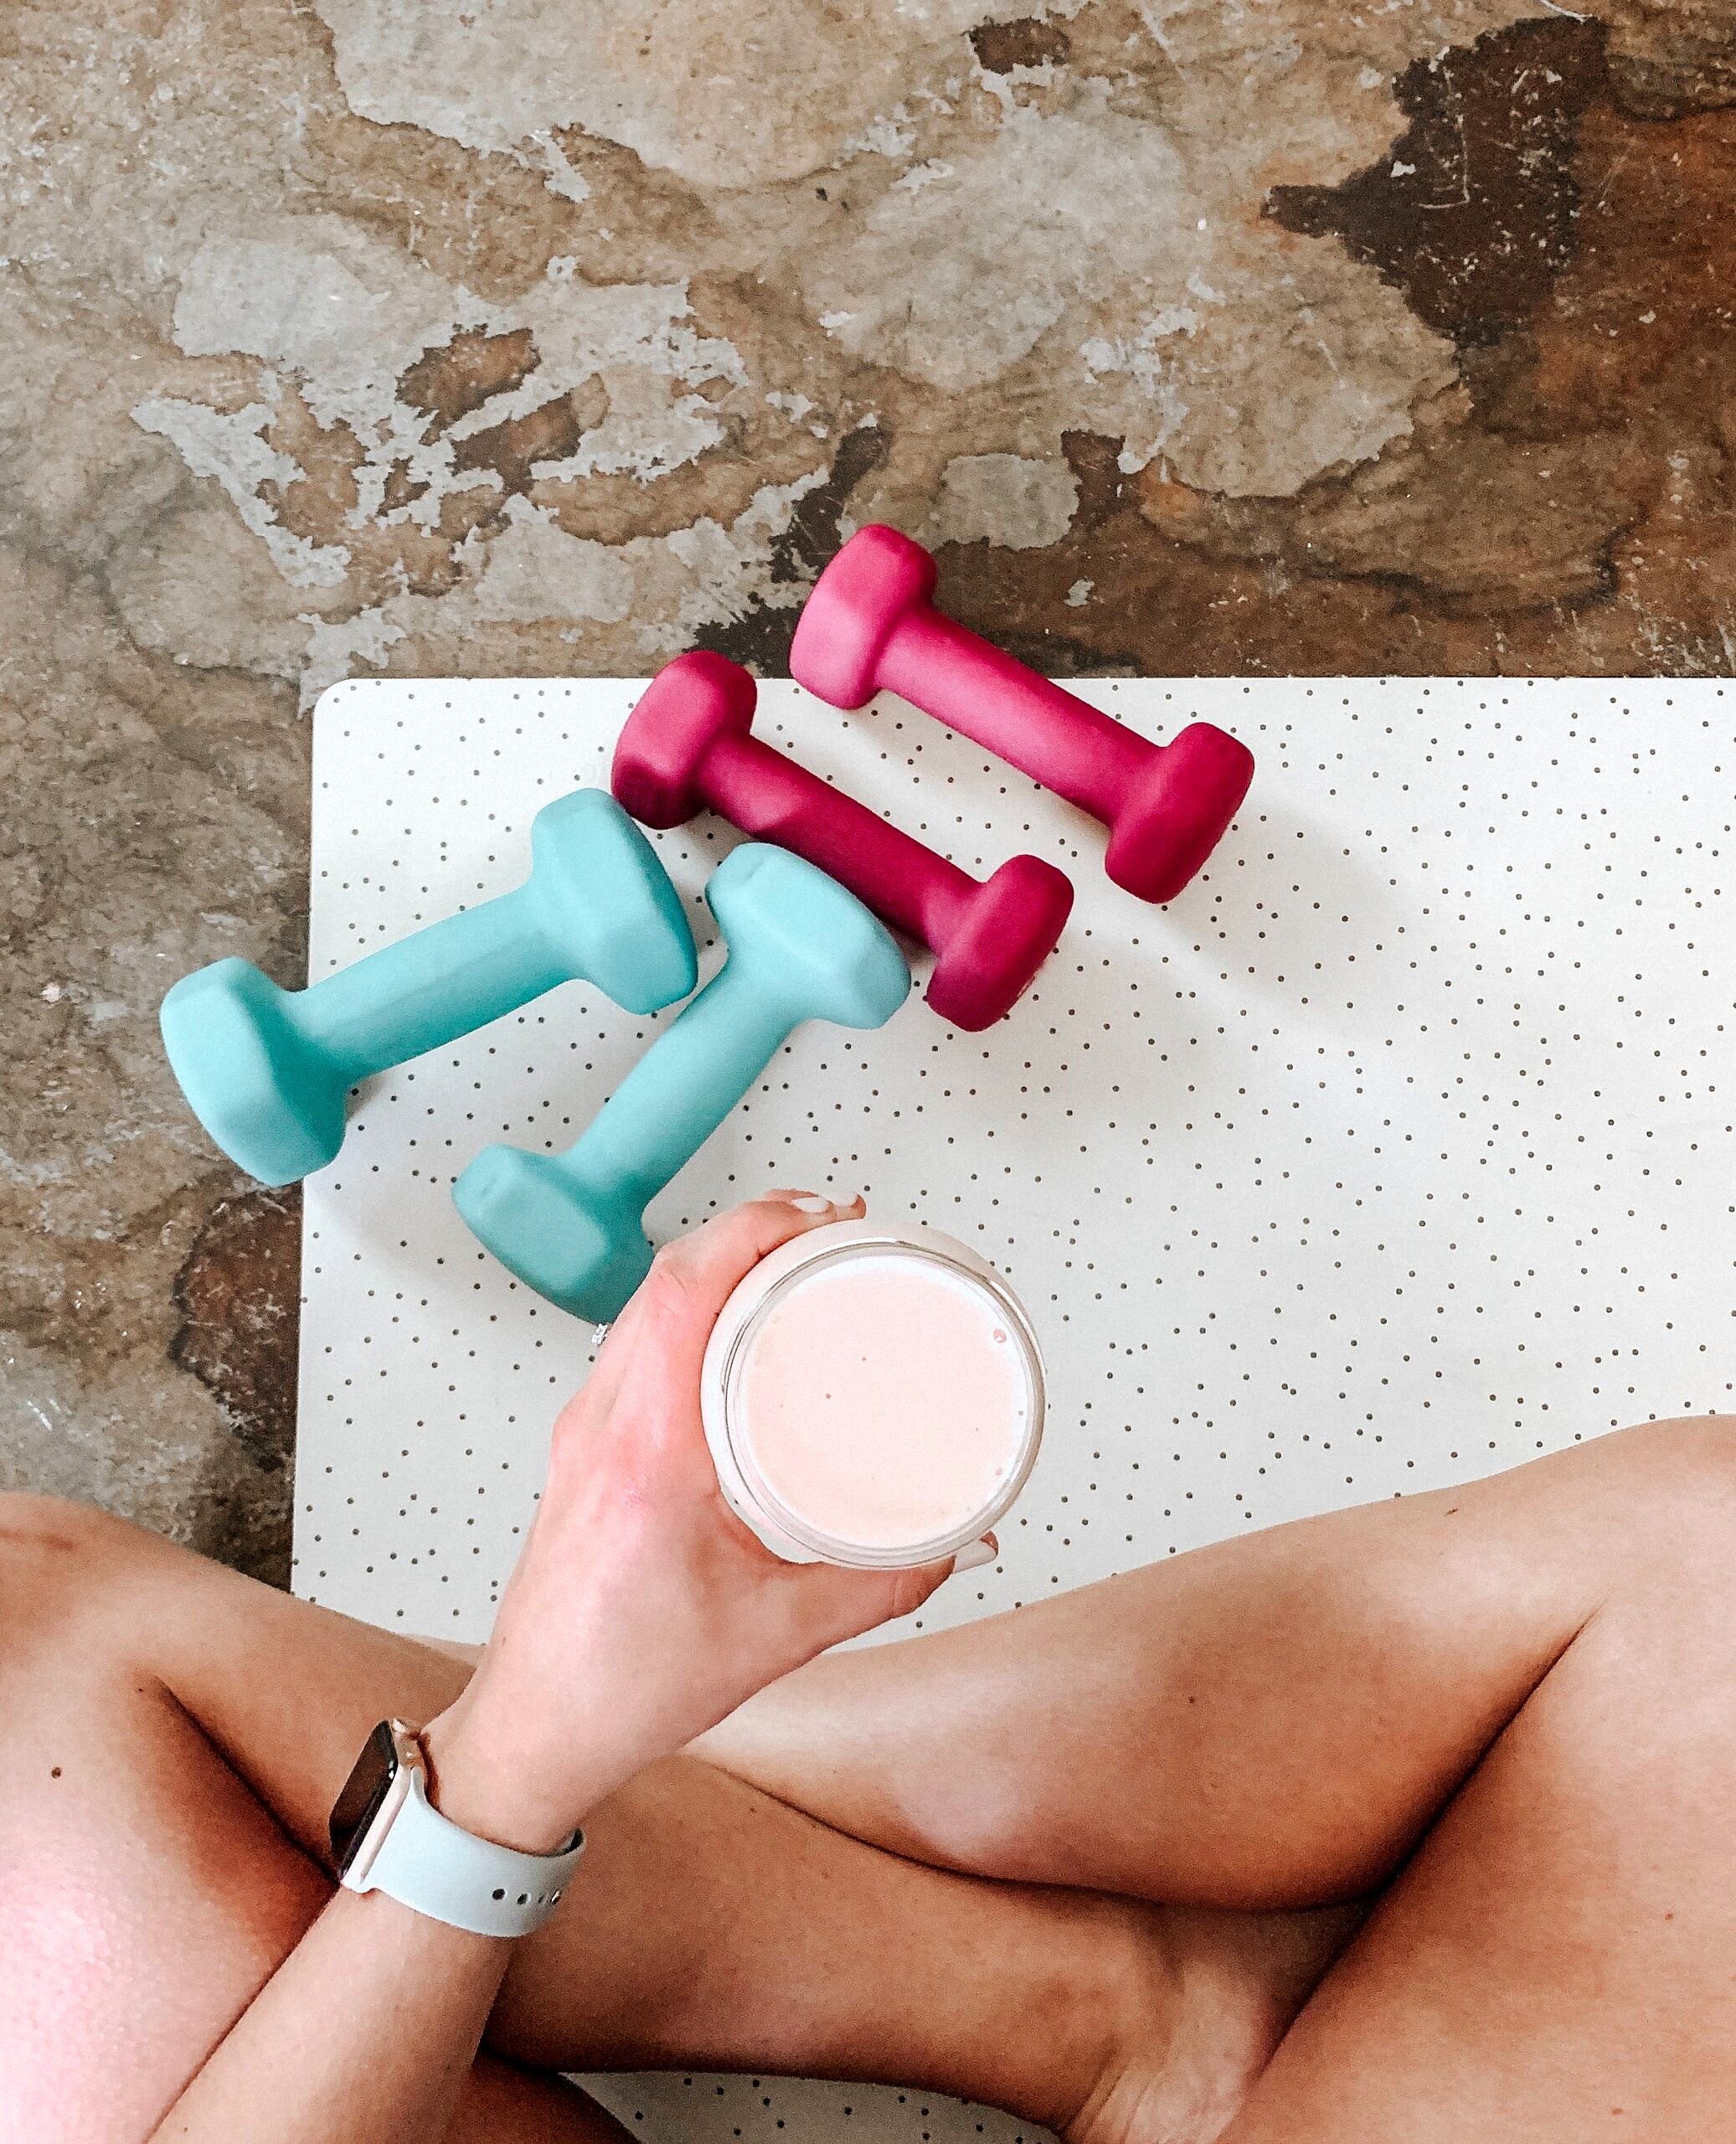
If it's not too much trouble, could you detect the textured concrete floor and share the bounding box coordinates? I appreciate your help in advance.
[3,1,1734,1586]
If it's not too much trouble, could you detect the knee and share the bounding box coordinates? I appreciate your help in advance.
[0,1492,155,1630]
[0,1489,109,1556]
[1586,1416,1736,1567]
[1603,1415,1736,1492]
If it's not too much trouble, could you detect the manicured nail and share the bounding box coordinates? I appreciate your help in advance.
[951,1534,997,1574]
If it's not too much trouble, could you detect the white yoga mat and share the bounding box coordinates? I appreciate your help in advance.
[299,674,1733,2144]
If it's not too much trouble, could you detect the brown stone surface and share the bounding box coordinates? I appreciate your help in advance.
[1269,20,1613,350]
[3,1,1732,1581]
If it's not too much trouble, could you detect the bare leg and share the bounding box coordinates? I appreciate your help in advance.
[688,1421,1736,2137]
[0,1504,626,2144]
[696,1422,1732,1904]
[1,1496,1306,2143]
[9,1419,1734,2140]
[1218,1538,1736,2139]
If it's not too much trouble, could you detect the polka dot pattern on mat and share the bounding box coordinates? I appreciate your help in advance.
[297,676,1731,2144]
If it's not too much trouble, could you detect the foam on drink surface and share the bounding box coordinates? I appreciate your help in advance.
[734,1251,1030,1551]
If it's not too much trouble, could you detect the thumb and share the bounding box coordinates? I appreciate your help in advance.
[786,1534,998,1651]
[614,1192,866,1379]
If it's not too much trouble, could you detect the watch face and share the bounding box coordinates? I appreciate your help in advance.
[328,1719,400,1876]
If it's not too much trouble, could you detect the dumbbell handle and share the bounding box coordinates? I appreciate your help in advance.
[291,887,568,1082]
[875,607,1145,828]
[692,731,978,952]
[553,957,792,1212]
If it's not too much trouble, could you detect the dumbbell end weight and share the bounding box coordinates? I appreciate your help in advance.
[452,1146,651,1326]
[714,843,913,1033]
[612,652,758,827]
[790,523,937,710]
[1107,720,1254,905]
[927,854,1074,1031]
[160,958,343,1187]
[529,787,699,1017]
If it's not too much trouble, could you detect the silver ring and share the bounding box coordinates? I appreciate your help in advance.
[590,1322,612,1349]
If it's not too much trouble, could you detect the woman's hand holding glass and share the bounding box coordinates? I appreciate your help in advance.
[422,1194,961,1852]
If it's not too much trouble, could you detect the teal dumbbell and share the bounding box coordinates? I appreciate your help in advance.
[453,843,910,1322]
[160,790,697,1188]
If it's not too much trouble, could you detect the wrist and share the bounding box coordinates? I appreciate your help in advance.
[420,1683,640,1855]
[420,1705,588,1857]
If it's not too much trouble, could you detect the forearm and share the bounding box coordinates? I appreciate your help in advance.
[136,1191,956,2138]
[145,1710,611,2144]
[147,1884,507,2144]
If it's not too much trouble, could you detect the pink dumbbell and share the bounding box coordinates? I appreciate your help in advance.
[791,525,1254,904]
[612,651,1074,1033]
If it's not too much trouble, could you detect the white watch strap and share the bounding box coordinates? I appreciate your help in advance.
[345,1765,585,1938]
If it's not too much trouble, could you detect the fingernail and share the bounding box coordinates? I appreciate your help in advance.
[951,1534,997,1574]
[788,1194,835,1214]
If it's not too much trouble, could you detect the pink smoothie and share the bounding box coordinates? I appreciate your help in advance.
[734,1251,1034,1552]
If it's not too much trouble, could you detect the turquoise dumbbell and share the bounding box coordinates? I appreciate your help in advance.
[453,843,910,1322]
[160,790,697,1188]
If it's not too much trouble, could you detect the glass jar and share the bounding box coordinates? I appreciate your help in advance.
[700,1219,1045,1568]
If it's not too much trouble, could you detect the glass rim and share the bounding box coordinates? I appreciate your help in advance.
[718,1233,1046,1569]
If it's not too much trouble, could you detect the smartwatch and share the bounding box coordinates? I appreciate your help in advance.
[328,1719,585,1939]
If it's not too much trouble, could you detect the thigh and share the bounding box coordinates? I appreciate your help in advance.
[1223,1559,1736,2141]
[0,1500,620,2144]
[698,1421,1736,1909]
[0,1495,1141,2132]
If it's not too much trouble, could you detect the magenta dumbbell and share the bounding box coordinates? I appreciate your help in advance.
[791,525,1254,904]
[612,652,1073,1032]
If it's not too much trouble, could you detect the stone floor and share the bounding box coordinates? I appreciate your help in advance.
[3,1,1733,1587]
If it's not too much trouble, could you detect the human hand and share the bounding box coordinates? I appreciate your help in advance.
[422,1193,969,1850]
